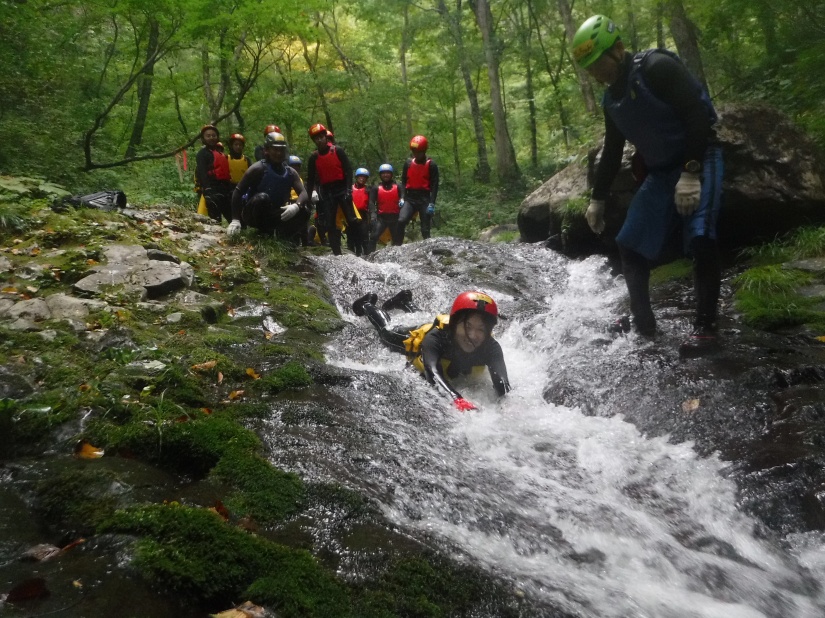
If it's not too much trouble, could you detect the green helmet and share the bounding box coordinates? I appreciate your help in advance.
[572,15,621,68]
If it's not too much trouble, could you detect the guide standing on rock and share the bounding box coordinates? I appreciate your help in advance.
[573,15,724,357]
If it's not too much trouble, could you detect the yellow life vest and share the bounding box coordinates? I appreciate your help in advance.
[228,156,250,184]
[402,315,486,378]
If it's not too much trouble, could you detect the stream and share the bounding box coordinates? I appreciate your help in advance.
[260,238,825,617]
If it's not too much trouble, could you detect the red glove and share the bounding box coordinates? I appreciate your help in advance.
[453,398,477,412]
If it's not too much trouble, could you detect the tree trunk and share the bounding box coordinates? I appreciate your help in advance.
[125,17,159,159]
[518,2,537,168]
[437,0,491,183]
[556,0,597,116]
[400,3,413,136]
[471,0,520,183]
[666,0,708,90]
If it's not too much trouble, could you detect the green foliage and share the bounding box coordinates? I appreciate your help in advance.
[733,266,817,329]
[650,259,693,286]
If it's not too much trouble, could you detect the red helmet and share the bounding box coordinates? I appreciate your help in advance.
[215,141,225,152]
[326,130,335,143]
[308,123,327,138]
[450,291,498,326]
[229,133,245,144]
[200,124,219,136]
[410,135,429,151]
[264,124,281,135]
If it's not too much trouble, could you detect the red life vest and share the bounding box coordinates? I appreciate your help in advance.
[405,158,431,191]
[352,185,369,212]
[376,183,400,215]
[315,146,345,185]
[209,149,231,182]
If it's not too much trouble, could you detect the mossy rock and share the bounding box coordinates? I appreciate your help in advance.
[34,465,121,537]
[100,503,343,610]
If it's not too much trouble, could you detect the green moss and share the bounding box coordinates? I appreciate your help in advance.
[185,348,245,380]
[267,286,341,333]
[212,448,304,525]
[100,503,345,610]
[154,364,213,407]
[650,258,693,286]
[34,466,120,536]
[254,361,312,394]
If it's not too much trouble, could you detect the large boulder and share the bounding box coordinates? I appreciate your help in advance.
[518,103,825,255]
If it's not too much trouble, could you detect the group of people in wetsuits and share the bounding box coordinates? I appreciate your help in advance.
[195,11,727,409]
[195,122,439,256]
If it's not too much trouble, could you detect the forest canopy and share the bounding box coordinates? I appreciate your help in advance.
[1,0,823,195]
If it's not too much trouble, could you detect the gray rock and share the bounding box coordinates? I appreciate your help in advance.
[0,256,12,272]
[0,298,14,318]
[126,360,167,374]
[103,245,149,265]
[478,224,520,243]
[135,260,187,298]
[7,318,40,331]
[179,262,195,288]
[176,290,213,307]
[146,249,181,264]
[45,293,107,320]
[0,366,34,398]
[37,329,58,342]
[7,298,51,321]
[165,312,184,324]
[519,103,825,255]
[785,258,825,273]
[188,233,222,254]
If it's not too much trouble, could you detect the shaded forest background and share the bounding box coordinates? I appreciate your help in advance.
[1,0,824,228]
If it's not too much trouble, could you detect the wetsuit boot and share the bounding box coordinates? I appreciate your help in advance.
[680,237,721,358]
[620,246,656,337]
[352,292,378,316]
[381,289,416,313]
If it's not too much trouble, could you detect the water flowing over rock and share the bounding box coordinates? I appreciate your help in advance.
[519,103,825,255]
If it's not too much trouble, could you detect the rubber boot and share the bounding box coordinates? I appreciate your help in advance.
[362,302,390,331]
[352,292,378,316]
[620,246,656,337]
[381,289,416,313]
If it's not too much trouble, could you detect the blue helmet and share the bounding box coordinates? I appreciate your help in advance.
[288,155,302,166]
[355,167,369,177]
[378,163,394,174]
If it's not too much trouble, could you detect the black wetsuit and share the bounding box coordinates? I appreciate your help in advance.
[363,303,510,401]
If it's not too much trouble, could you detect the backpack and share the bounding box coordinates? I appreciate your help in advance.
[52,190,127,213]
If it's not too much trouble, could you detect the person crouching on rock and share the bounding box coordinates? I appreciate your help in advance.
[352,290,510,411]
[227,132,310,244]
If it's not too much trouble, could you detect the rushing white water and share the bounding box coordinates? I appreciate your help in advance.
[300,239,825,617]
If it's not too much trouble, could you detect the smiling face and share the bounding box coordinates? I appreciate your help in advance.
[453,312,489,353]
[201,129,219,147]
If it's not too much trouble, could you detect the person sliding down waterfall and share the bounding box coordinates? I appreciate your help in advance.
[352,290,510,411]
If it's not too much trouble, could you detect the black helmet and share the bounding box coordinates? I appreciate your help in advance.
[264,131,288,149]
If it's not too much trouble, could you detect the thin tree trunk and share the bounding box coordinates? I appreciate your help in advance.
[517,2,537,168]
[436,0,491,183]
[657,1,665,48]
[451,80,461,187]
[666,0,708,90]
[531,6,573,148]
[400,3,413,136]
[301,37,334,130]
[125,17,159,158]
[471,0,520,183]
[556,0,597,116]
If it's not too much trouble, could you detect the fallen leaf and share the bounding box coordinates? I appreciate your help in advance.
[78,383,91,392]
[817,335,825,343]
[191,360,218,371]
[211,601,266,618]
[201,407,213,415]
[6,577,49,602]
[681,398,700,414]
[61,538,86,552]
[74,440,104,459]
[29,247,40,256]
[227,307,236,317]
[1,286,17,294]
[246,368,261,380]
[26,286,38,293]
[213,500,230,520]
[228,390,244,400]
[72,580,83,589]
[87,259,98,265]
[217,371,224,384]
[264,331,274,340]
[12,238,23,244]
